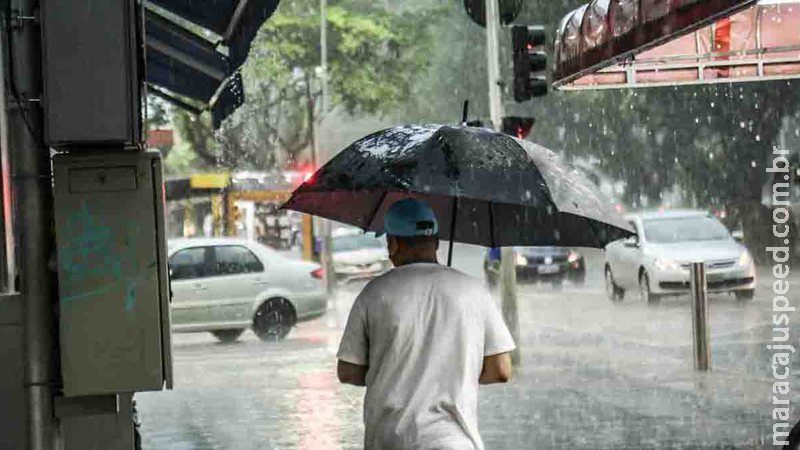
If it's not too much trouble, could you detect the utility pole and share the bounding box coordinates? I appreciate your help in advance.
[485,0,520,365]
[8,0,61,447]
[318,0,334,294]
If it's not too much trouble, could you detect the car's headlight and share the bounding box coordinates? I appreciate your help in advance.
[515,254,528,266]
[567,251,580,263]
[654,258,683,271]
[738,250,753,267]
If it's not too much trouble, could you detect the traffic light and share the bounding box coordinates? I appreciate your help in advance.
[502,117,535,139]
[512,25,548,102]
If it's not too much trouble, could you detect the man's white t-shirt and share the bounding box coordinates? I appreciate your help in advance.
[337,262,516,450]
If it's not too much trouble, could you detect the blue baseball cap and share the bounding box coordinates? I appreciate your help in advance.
[380,199,439,237]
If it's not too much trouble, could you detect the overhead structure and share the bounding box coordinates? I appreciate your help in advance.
[144,0,280,126]
[553,0,800,90]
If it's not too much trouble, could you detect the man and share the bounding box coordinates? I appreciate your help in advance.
[336,198,516,450]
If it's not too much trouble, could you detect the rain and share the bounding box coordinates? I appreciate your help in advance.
[135,0,800,449]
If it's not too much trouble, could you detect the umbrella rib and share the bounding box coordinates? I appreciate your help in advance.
[365,190,389,232]
[447,197,458,267]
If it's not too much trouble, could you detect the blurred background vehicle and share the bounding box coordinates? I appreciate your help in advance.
[604,210,757,304]
[484,246,586,289]
[167,238,327,342]
[331,228,391,283]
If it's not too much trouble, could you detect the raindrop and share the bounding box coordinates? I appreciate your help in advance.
[708,153,715,160]
[751,161,757,168]
[756,135,761,142]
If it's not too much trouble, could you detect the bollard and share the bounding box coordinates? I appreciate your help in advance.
[690,262,711,371]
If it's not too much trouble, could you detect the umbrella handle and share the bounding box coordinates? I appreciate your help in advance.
[447,197,458,267]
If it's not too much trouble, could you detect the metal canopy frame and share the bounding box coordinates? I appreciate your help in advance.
[553,0,800,90]
[146,0,279,68]
[143,0,279,126]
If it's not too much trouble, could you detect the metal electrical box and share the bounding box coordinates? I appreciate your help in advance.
[53,151,172,397]
[41,0,143,145]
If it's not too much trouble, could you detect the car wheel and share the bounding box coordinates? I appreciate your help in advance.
[735,289,755,301]
[639,271,660,305]
[253,298,295,342]
[605,266,625,302]
[211,329,245,343]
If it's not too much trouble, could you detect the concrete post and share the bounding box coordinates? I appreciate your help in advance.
[690,262,711,371]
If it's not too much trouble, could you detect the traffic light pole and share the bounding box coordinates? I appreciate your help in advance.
[485,0,521,366]
[8,0,61,447]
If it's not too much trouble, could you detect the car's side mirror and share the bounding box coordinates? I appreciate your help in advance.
[623,236,639,248]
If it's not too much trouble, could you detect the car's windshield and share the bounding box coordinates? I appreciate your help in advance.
[332,234,385,252]
[643,216,731,243]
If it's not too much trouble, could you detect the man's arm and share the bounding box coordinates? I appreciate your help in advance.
[336,292,369,386]
[337,360,368,386]
[479,352,512,385]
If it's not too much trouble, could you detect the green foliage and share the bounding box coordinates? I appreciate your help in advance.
[170,0,436,173]
[165,0,800,259]
[398,1,489,124]
[145,95,170,130]
[163,139,200,177]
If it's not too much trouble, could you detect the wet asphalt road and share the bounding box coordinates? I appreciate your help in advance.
[137,245,800,449]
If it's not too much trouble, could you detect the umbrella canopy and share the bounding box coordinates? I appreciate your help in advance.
[283,125,633,249]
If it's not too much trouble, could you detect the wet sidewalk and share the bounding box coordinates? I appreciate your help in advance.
[137,255,798,449]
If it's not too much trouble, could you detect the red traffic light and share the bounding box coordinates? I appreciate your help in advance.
[512,25,548,102]
[502,117,536,140]
[512,25,546,52]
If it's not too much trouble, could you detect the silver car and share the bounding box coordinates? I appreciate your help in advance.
[168,238,327,342]
[331,230,390,283]
[604,210,757,304]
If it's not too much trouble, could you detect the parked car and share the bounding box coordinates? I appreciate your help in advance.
[604,210,757,304]
[484,247,586,288]
[167,238,327,342]
[331,229,391,283]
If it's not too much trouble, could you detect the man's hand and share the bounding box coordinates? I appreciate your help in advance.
[337,360,368,386]
[479,352,512,385]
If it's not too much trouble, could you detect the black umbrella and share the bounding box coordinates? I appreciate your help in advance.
[283,124,633,266]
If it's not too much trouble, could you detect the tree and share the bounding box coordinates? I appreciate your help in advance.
[172,0,436,172]
[145,95,170,130]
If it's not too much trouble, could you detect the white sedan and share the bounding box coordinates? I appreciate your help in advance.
[331,230,391,283]
[168,238,327,342]
[604,210,757,304]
